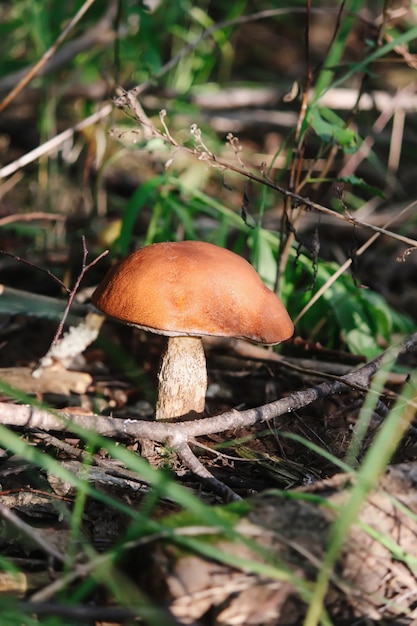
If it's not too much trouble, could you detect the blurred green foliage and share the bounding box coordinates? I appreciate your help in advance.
[0,0,415,357]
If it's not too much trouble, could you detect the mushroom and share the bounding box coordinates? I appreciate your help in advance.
[92,241,293,420]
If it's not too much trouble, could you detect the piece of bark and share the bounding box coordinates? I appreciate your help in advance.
[0,570,51,596]
[32,312,103,375]
[0,366,92,396]
[143,463,417,625]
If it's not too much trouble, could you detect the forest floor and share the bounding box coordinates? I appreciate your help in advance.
[0,3,417,624]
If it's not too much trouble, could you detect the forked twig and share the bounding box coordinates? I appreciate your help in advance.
[168,434,241,501]
[49,237,108,347]
[113,93,417,251]
[294,198,417,324]
[0,238,108,348]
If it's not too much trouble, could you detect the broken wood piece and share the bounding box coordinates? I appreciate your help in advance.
[0,367,92,396]
[32,311,103,375]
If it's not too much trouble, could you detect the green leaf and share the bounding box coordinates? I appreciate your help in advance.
[309,107,358,153]
[117,175,166,255]
[339,175,386,198]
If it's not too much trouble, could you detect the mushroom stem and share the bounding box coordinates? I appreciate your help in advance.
[155,336,207,421]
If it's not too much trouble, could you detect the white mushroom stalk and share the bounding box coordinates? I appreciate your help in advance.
[155,336,207,420]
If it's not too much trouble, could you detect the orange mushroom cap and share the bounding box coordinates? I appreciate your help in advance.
[92,241,294,345]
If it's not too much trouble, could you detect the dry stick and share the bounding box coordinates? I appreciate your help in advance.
[0,238,108,346]
[116,90,417,251]
[338,82,417,180]
[168,435,241,502]
[0,171,23,198]
[0,331,416,442]
[36,431,155,490]
[0,105,113,180]
[0,212,65,227]
[0,249,70,294]
[49,237,108,347]
[276,0,314,293]
[294,198,417,324]
[0,0,97,114]
[386,106,405,195]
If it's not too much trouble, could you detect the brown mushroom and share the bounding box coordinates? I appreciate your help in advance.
[92,241,293,420]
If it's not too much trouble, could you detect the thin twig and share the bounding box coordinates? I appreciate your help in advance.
[0,105,112,180]
[50,237,108,346]
[0,212,65,227]
[0,250,70,294]
[0,239,108,347]
[294,198,417,324]
[276,0,315,293]
[114,94,417,251]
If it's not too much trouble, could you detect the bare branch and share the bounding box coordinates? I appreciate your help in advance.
[0,331,415,443]
[168,434,241,502]
[0,250,71,293]
[49,238,108,347]
[113,94,417,251]
[0,213,65,227]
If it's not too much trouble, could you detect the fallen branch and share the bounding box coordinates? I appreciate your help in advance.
[0,331,415,502]
[0,331,415,441]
